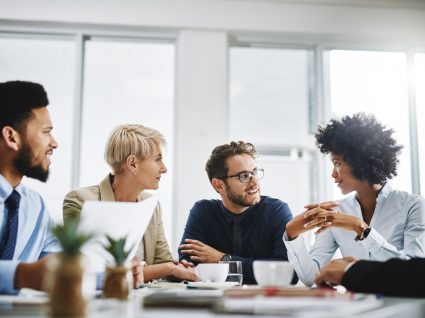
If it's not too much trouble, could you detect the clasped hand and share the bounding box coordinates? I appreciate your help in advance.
[286,201,369,240]
[286,201,338,239]
[179,239,224,263]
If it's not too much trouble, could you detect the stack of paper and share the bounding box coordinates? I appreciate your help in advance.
[215,295,382,316]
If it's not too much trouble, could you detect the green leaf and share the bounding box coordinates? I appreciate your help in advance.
[103,235,134,266]
[52,219,93,258]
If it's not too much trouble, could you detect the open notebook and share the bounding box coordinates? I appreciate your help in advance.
[78,196,157,272]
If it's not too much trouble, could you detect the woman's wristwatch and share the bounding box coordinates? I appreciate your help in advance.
[355,226,372,241]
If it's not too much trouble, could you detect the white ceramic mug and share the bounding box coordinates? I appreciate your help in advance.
[253,260,294,286]
[196,263,229,283]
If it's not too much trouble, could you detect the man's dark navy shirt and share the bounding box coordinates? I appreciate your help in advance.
[179,196,294,284]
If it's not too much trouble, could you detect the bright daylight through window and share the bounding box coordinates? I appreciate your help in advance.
[329,50,412,196]
[230,47,314,214]
[0,36,175,233]
[80,40,175,236]
[0,37,75,223]
[416,53,425,196]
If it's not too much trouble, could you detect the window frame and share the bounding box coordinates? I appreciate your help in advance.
[230,35,425,197]
[1,23,177,190]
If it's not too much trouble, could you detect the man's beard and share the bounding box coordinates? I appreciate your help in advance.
[225,182,260,207]
[13,141,49,182]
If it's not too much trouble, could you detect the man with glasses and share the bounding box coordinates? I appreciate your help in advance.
[179,141,295,284]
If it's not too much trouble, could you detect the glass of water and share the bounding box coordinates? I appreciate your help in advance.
[219,260,243,286]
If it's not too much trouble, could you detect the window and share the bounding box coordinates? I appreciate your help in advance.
[415,53,425,195]
[0,34,175,235]
[230,47,313,146]
[0,36,76,223]
[328,50,412,196]
[256,151,312,216]
[80,39,175,236]
[230,46,315,213]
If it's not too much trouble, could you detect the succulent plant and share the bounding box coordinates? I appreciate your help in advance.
[103,236,134,267]
[52,219,93,258]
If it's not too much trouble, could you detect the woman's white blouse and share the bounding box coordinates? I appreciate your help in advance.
[283,183,425,286]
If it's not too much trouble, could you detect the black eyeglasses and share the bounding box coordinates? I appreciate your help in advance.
[221,168,264,183]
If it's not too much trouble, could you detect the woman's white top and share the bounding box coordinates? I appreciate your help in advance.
[283,183,425,286]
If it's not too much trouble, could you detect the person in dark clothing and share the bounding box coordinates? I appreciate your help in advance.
[315,257,425,297]
[178,141,295,284]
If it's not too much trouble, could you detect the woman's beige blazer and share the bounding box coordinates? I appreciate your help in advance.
[63,175,173,265]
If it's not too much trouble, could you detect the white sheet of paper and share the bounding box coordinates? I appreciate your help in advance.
[78,195,157,272]
[218,295,382,316]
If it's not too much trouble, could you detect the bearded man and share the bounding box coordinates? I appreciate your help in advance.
[0,81,60,294]
[179,141,295,284]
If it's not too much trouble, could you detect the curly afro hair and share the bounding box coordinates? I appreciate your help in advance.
[315,113,403,185]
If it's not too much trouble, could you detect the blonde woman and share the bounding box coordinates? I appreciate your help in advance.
[63,124,198,284]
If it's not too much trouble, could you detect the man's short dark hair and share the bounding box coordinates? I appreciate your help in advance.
[315,112,403,185]
[205,141,258,182]
[0,81,49,133]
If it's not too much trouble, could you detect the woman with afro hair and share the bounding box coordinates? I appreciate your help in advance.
[283,113,425,286]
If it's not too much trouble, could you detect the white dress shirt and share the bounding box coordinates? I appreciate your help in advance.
[0,174,61,294]
[283,183,425,286]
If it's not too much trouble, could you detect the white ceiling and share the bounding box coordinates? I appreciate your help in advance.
[218,0,425,9]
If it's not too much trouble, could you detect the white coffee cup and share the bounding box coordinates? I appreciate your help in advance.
[253,261,294,286]
[197,263,229,283]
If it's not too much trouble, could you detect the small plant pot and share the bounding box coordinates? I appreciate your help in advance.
[48,253,86,317]
[103,266,131,300]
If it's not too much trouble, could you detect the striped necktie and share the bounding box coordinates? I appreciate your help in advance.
[1,190,21,260]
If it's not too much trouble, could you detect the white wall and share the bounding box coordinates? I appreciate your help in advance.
[173,30,228,252]
[2,0,425,253]
[1,0,425,46]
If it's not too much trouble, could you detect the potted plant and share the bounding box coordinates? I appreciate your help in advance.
[49,219,92,317]
[102,236,134,300]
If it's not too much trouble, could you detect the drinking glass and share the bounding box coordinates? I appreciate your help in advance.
[219,260,243,286]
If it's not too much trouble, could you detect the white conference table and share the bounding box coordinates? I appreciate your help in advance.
[1,288,424,318]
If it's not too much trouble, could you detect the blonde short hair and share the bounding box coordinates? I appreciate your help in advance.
[105,124,166,175]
